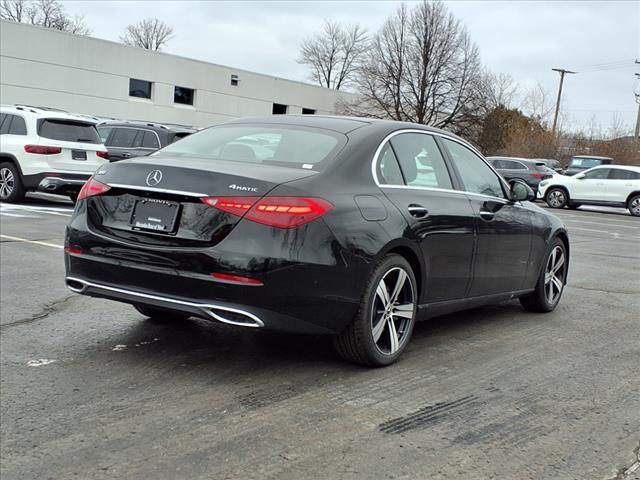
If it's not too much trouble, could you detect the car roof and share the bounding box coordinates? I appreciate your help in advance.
[571,155,613,160]
[222,114,466,138]
[1,104,98,124]
[589,164,640,172]
[97,121,197,133]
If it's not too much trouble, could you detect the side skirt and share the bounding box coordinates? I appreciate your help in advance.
[417,289,535,321]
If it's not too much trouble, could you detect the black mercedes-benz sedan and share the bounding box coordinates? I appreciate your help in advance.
[64,115,569,366]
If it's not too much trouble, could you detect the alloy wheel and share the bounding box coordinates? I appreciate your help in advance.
[371,267,415,355]
[544,246,565,305]
[0,167,15,199]
[547,190,565,208]
[630,197,640,216]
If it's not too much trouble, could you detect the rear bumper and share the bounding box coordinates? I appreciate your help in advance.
[36,175,89,195]
[64,210,365,335]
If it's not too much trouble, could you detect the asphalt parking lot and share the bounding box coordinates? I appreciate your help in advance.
[1,194,639,480]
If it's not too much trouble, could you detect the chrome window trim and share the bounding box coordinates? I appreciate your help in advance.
[371,128,510,202]
[107,183,207,197]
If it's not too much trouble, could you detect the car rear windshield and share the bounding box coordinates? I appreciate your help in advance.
[158,124,345,171]
[38,119,101,144]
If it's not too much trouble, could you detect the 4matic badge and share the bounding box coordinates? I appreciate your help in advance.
[228,184,258,192]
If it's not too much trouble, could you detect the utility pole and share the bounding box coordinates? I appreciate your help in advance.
[635,60,640,142]
[551,68,576,135]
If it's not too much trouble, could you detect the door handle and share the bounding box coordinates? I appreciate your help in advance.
[408,204,429,218]
[479,210,495,221]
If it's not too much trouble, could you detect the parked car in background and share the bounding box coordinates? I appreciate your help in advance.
[539,165,640,216]
[486,157,551,195]
[0,105,108,203]
[564,155,613,176]
[535,158,563,173]
[64,116,570,366]
[97,121,197,161]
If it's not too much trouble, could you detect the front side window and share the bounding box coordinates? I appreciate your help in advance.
[129,79,152,99]
[443,138,506,199]
[174,86,194,105]
[38,119,101,143]
[390,133,452,189]
[582,168,609,180]
[159,125,344,171]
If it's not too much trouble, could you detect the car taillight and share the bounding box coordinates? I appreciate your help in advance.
[211,272,263,286]
[531,172,544,179]
[77,178,111,201]
[24,145,62,155]
[202,196,333,228]
[96,150,109,159]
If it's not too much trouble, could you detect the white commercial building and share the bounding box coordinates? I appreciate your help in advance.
[0,20,354,127]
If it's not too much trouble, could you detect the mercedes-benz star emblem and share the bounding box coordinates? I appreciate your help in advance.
[146,170,163,187]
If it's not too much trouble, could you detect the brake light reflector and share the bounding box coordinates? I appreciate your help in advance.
[211,272,263,286]
[201,196,333,228]
[77,177,111,200]
[96,150,109,159]
[24,145,62,155]
[64,246,83,255]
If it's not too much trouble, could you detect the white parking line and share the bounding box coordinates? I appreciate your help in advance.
[563,219,640,230]
[567,227,622,238]
[0,204,73,217]
[0,234,63,249]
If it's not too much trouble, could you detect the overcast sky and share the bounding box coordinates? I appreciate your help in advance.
[64,0,639,133]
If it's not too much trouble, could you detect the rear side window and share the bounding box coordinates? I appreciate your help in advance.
[443,138,506,199]
[159,125,344,171]
[109,128,140,148]
[96,126,112,143]
[38,119,101,143]
[141,131,160,149]
[377,143,404,185]
[8,115,27,135]
[608,169,639,180]
[389,133,452,189]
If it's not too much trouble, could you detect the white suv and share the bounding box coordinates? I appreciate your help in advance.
[0,105,109,203]
[538,165,640,216]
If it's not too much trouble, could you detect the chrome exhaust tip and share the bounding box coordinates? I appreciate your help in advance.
[204,307,264,328]
[65,277,87,293]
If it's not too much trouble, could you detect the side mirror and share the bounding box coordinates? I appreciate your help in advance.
[575,173,586,179]
[509,179,535,202]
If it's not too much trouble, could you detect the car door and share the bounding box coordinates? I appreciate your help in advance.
[604,168,639,204]
[138,130,161,156]
[105,127,141,161]
[440,138,532,297]
[570,167,610,201]
[376,132,476,303]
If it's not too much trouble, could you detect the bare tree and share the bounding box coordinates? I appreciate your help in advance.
[481,71,520,111]
[0,0,91,34]
[522,82,554,127]
[120,18,174,51]
[298,19,368,90]
[342,1,484,136]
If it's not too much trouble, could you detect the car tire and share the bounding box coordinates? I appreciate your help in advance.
[627,195,640,217]
[520,237,567,313]
[333,254,418,367]
[0,162,26,203]
[545,187,568,209]
[134,305,190,321]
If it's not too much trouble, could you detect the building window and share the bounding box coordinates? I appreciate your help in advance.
[174,86,195,106]
[302,108,316,115]
[230,74,239,86]
[129,78,152,99]
[272,103,288,115]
